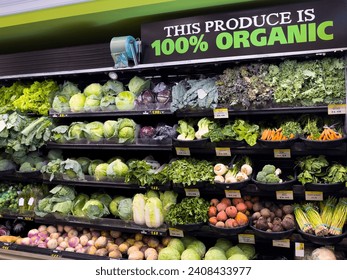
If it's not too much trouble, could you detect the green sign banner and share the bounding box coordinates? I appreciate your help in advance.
[141,0,347,64]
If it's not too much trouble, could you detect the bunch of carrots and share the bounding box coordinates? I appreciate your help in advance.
[307,126,343,141]
[260,128,295,141]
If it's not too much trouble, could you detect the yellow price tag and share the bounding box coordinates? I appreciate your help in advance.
[272,239,290,248]
[175,147,191,156]
[274,149,291,158]
[238,234,255,244]
[305,191,323,201]
[328,104,346,115]
[215,147,231,157]
[213,108,229,119]
[295,242,305,257]
[169,228,184,237]
[225,189,241,198]
[276,190,294,200]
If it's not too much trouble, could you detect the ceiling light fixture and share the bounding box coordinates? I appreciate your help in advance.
[0,0,91,16]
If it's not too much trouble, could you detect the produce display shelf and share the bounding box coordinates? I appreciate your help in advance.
[46,142,173,151]
[43,178,171,191]
[0,242,111,260]
[49,109,173,118]
[34,216,168,236]
[175,106,330,118]
[180,143,347,157]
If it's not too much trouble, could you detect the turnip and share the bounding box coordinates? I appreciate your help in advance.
[38,225,47,233]
[110,230,122,239]
[101,230,110,237]
[47,239,58,250]
[56,246,64,251]
[79,235,89,246]
[28,229,39,238]
[47,226,57,234]
[68,236,80,248]
[59,241,68,249]
[127,245,140,255]
[57,237,64,244]
[118,243,129,254]
[128,251,144,260]
[21,237,31,246]
[50,232,60,239]
[95,236,107,249]
[67,229,78,238]
[63,225,73,233]
[76,247,87,254]
[75,244,83,250]
[57,225,64,233]
[115,237,124,245]
[38,232,48,241]
[87,240,95,247]
[107,244,119,253]
[87,245,97,255]
[30,236,40,246]
[91,231,101,238]
[38,241,47,248]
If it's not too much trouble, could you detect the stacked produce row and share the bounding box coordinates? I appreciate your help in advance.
[0,55,346,260]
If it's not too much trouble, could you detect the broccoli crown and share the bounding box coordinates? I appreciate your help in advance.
[256,171,267,182]
[262,164,276,175]
[265,173,281,183]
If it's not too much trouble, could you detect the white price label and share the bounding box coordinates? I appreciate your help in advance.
[185,188,200,197]
[169,228,184,237]
[305,191,323,201]
[225,189,241,198]
[295,242,305,257]
[28,197,35,206]
[175,147,191,156]
[272,239,290,248]
[215,147,231,157]
[213,108,229,119]
[18,197,25,207]
[274,149,291,158]
[276,190,294,200]
[328,104,346,115]
[238,234,255,244]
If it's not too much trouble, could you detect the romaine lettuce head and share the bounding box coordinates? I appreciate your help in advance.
[83,121,104,142]
[102,80,124,96]
[88,159,103,176]
[83,83,102,98]
[52,95,70,113]
[82,199,110,219]
[128,76,151,96]
[109,196,126,217]
[69,93,86,112]
[100,95,117,111]
[115,91,135,110]
[118,198,133,221]
[84,94,101,112]
[107,159,129,179]
[103,120,119,139]
[94,163,109,181]
[68,122,85,141]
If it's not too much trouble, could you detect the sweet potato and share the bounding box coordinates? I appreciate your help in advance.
[235,212,248,226]
[236,202,247,213]
[217,210,228,222]
[220,198,232,206]
[225,206,237,218]
[208,206,217,217]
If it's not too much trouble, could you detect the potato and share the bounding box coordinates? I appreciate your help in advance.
[127,245,140,255]
[95,248,108,257]
[260,208,271,218]
[109,249,122,259]
[119,242,130,254]
[128,251,144,260]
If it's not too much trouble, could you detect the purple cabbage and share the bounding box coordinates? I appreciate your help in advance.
[140,126,156,138]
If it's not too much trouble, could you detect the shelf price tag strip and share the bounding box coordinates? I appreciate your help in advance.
[305,191,323,201]
[185,188,200,197]
[168,228,184,237]
[272,239,290,248]
[213,108,229,119]
[276,190,294,200]
[225,189,241,198]
[238,234,255,244]
[274,149,291,158]
[328,104,346,115]
[295,242,305,257]
[50,250,62,258]
[215,147,231,157]
[175,147,191,156]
